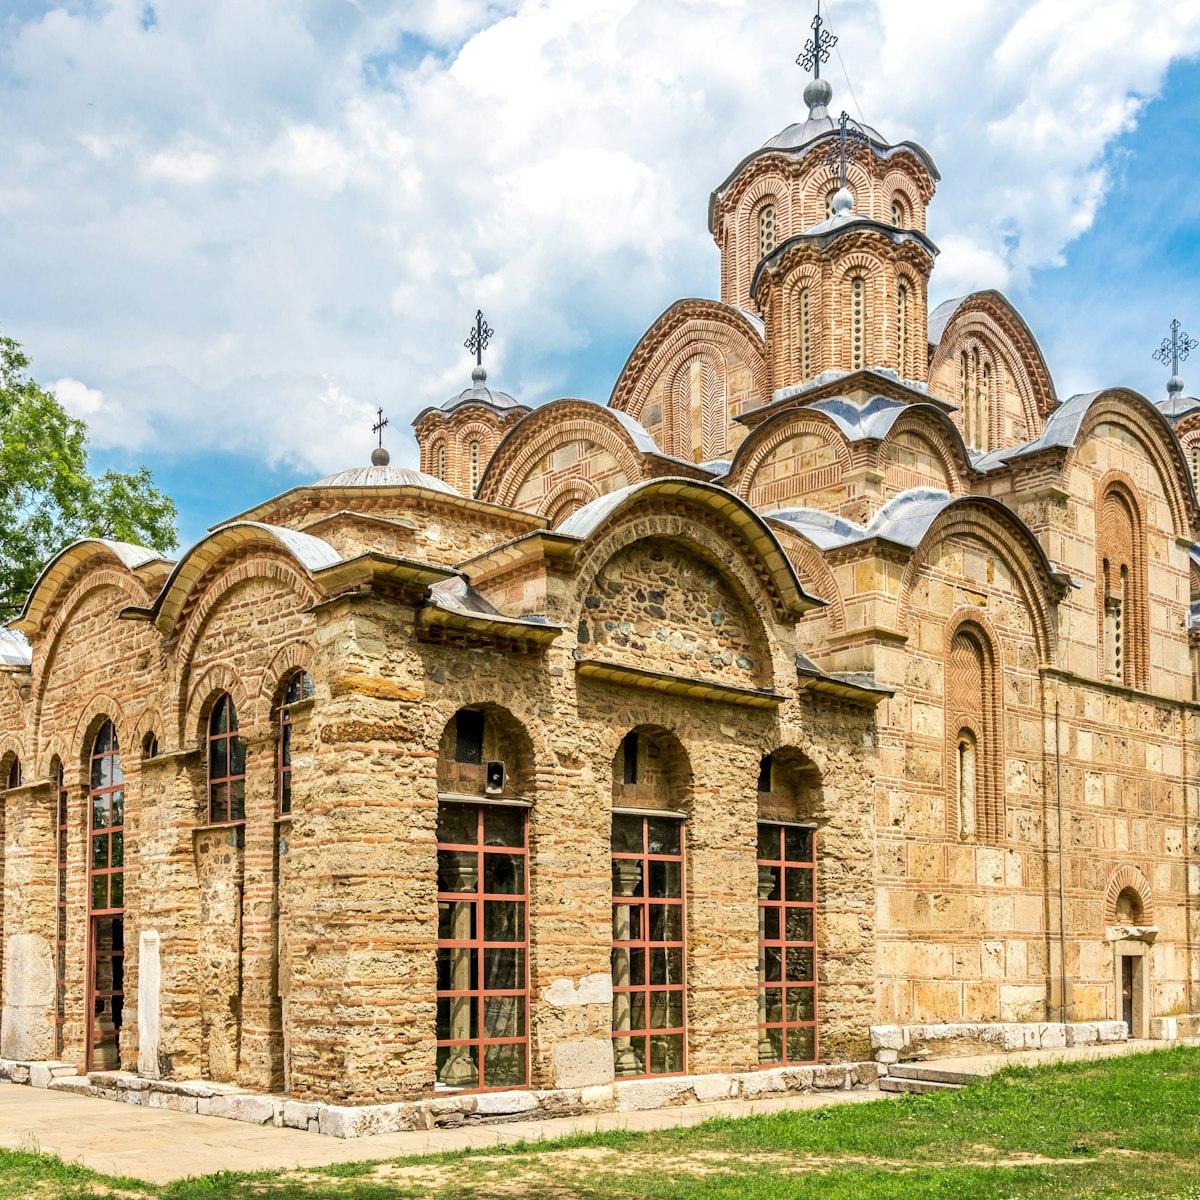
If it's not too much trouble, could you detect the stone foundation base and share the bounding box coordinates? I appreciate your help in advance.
[1149,1014,1200,1039]
[1,1059,882,1139]
[868,1021,1129,1063]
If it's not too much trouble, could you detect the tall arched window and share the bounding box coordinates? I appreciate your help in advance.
[1192,444,1200,492]
[278,671,314,816]
[945,622,1002,842]
[469,441,481,493]
[757,203,777,259]
[849,276,865,370]
[891,196,905,227]
[88,721,124,1070]
[959,351,972,445]
[1098,484,1148,689]
[897,282,909,375]
[799,288,813,381]
[208,694,246,824]
[436,443,447,482]
[6,756,21,789]
[824,189,838,219]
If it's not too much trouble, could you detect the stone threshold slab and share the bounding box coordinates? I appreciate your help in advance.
[868,1019,1129,1063]
[2,1058,884,1139]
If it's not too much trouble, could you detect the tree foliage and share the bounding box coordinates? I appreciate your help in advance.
[0,330,177,618]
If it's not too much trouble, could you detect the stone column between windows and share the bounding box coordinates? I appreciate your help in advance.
[235,725,278,1091]
[0,781,57,1063]
[285,591,437,1106]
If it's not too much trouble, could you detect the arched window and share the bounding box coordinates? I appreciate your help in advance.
[208,694,246,824]
[1191,443,1199,492]
[141,732,159,760]
[799,288,813,381]
[849,276,865,370]
[1114,887,1143,925]
[54,760,67,1058]
[970,348,984,451]
[1098,485,1147,689]
[469,441,481,493]
[891,196,905,227]
[959,351,972,445]
[436,443,447,481]
[945,622,1002,842]
[897,282,909,375]
[955,732,977,840]
[278,671,314,816]
[757,203,777,259]
[6,756,21,789]
[824,189,838,219]
[88,720,124,1070]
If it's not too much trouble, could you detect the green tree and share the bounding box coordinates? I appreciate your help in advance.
[0,330,177,619]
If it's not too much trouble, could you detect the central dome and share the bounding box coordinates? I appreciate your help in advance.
[313,464,461,494]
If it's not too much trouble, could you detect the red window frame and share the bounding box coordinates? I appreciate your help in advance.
[757,822,817,1066]
[277,671,313,816]
[87,721,125,1072]
[55,763,68,1058]
[611,813,686,1078]
[208,694,246,824]
[435,802,529,1093]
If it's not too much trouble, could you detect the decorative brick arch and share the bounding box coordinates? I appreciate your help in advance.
[543,479,601,527]
[182,662,254,749]
[769,525,846,636]
[1104,865,1153,925]
[929,292,1056,432]
[724,408,853,508]
[71,694,128,772]
[1094,470,1150,689]
[876,409,971,497]
[476,400,648,510]
[609,300,769,431]
[260,642,318,711]
[896,500,1058,665]
[1070,390,1196,540]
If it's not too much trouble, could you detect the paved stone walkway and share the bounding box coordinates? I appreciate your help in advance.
[0,1083,888,1184]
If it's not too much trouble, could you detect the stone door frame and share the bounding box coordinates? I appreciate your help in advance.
[1108,928,1155,1040]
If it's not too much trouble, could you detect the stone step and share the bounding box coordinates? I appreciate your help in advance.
[880,1076,964,1096]
[887,1063,979,1086]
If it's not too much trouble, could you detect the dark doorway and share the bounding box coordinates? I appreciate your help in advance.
[1121,955,1134,1033]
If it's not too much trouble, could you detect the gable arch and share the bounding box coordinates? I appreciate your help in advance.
[1070,389,1197,539]
[876,409,970,497]
[609,300,770,456]
[724,408,853,512]
[896,498,1058,664]
[476,399,649,511]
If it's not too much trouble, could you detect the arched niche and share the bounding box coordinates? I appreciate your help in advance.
[756,747,823,824]
[437,704,535,802]
[611,725,692,812]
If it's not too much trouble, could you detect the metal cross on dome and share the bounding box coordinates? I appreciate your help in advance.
[797,2,837,78]
[372,406,388,448]
[464,309,494,367]
[825,110,869,191]
[1154,318,1198,378]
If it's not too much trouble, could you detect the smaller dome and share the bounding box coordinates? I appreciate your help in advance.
[442,365,522,413]
[314,464,461,494]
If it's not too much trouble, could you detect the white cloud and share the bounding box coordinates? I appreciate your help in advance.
[2,0,1198,480]
[51,377,104,418]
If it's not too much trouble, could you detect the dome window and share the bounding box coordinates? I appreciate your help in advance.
[758,204,777,259]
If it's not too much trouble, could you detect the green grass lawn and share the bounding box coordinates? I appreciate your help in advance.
[4,1047,1200,1199]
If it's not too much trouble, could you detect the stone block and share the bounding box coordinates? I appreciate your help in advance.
[147,1091,199,1114]
[1037,1023,1067,1049]
[738,1069,788,1098]
[870,1025,904,1051]
[1150,1017,1177,1040]
[615,1078,693,1112]
[692,1074,735,1102]
[1066,1023,1099,1046]
[552,1039,614,1090]
[10,1064,31,1084]
[579,1084,615,1110]
[318,1103,410,1139]
[876,1048,899,1064]
[283,1101,321,1130]
[812,1065,850,1090]
[1097,1020,1127,1043]
[473,1091,539,1117]
[209,1094,277,1125]
[851,1062,879,1087]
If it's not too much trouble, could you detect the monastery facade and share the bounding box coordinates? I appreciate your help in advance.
[1,59,1198,1113]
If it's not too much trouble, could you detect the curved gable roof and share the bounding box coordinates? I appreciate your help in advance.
[14,539,171,635]
[148,522,341,633]
[558,478,822,618]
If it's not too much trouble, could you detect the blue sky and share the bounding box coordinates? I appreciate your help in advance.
[1,0,1198,550]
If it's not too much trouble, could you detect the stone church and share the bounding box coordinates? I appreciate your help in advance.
[1,40,1197,1123]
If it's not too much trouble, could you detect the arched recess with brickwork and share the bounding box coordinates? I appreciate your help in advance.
[723,408,854,514]
[609,300,770,463]
[1066,389,1198,542]
[928,291,1057,449]
[476,400,652,517]
[876,407,972,500]
[895,497,1060,668]
[562,480,821,694]
[765,522,846,639]
[1104,865,1154,926]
